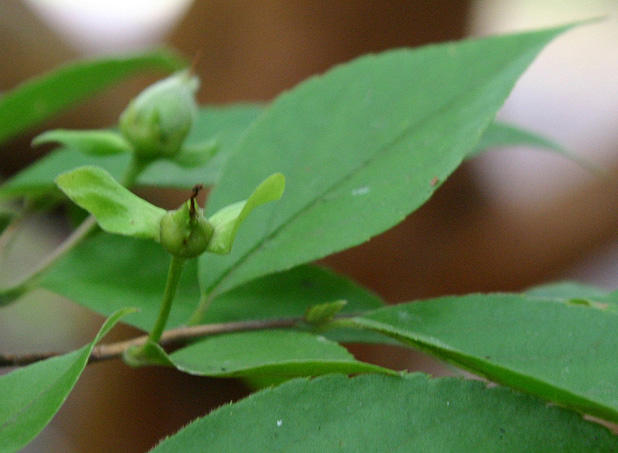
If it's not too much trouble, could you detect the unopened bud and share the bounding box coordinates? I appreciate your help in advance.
[159,194,213,259]
[119,71,198,160]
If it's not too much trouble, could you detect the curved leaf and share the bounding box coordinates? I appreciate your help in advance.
[207,173,285,254]
[352,293,618,423]
[141,330,390,379]
[151,373,617,452]
[472,121,564,156]
[198,24,579,299]
[55,166,166,240]
[0,50,185,145]
[0,308,134,452]
[472,122,601,173]
[33,129,132,156]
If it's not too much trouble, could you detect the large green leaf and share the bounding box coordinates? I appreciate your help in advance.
[39,234,383,332]
[198,24,578,301]
[151,373,617,452]
[55,166,166,240]
[0,308,134,452]
[352,293,618,423]
[0,104,262,200]
[0,50,184,145]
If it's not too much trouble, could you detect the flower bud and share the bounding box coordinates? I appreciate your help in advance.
[160,199,214,259]
[119,70,198,160]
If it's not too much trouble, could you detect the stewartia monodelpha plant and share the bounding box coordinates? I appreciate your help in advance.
[1,22,617,452]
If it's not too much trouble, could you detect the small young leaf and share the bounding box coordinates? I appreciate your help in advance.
[0,50,185,145]
[0,308,135,452]
[123,340,175,367]
[33,129,132,156]
[352,293,618,423]
[55,166,166,241]
[207,173,285,255]
[151,373,618,452]
[304,300,347,325]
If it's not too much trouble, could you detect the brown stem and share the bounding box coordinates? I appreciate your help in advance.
[0,317,300,368]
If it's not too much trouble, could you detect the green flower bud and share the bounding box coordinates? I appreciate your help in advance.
[119,70,198,160]
[159,190,214,258]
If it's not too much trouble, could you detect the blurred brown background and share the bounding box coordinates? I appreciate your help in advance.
[1,1,617,451]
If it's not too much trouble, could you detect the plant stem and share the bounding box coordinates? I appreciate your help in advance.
[0,215,97,296]
[0,317,302,367]
[148,255,186,344]
[122,156,148,187]
[0,312,369,367]
[0,157,149,299]
[0,208,29,261]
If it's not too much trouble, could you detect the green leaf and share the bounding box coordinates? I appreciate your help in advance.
[207,173,285,254]
[55,166,166,240]
[122,330,389,387]
[304,299,347,325]
[352,293,618,423]
[0,104,262,201]
[0,308,134,452]
[526,281,610,300]
[173,139,219,168]
[150,373,617,452]
[39,234,199,331]
[0,149,127,201]
[138,104,263,187]
[471,122,601,173]
[0,50,184,145]
[198,24,579,299]
[472,121,565,156]
[38,234,382,332]
[33,129,132,156]
[525,282,618,314]
[167,330,390,379]
[123,340,175,368]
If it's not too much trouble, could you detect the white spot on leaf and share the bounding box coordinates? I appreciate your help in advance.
[352,186,370,196]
